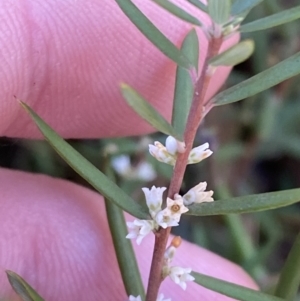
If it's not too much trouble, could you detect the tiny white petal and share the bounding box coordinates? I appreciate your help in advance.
[126,219,155,245]
[165,136,178,155]
[183,182,214,205]
[166,196,189,222]
[155,209,179,229]
[142,186,166,218]
[168,266,195,290]
[149,141,177,166]
[188,142,213,164]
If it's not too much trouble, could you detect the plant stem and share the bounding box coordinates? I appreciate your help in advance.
[145,36,223,301]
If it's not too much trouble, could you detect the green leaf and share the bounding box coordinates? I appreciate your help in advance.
[6,271,44,301]
[192,271,285,301]
[152,0,202,26]
[208,0,231,24]
[187,188,300,216]
[103,165,145,298]
[172,29,198,136]
[185,0,208,13]
[240,5,300,32]
[213,51,300,106]
[115,0,190,69]
[105,200,145,297]
[21,102,148,220]
[231,0,264,16]
[274,232,300,301]
[121,83,183,141]
[209,40,254,67]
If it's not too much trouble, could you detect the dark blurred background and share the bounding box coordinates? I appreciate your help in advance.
[1,0,300,296]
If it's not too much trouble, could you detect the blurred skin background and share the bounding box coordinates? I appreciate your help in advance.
[0,0,300,298]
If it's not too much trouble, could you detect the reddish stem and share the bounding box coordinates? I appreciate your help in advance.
[145,36,223,301]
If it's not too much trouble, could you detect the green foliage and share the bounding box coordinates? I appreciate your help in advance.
[209,40,255,67]
[21,102,148,220]
[193,271,285,301]
[185,0,208,13]
[241,5,300,32]
[187,188,300,216]
[231,0,264,16]
[114,0,191,69]
[120,83,183,141]
[274,232,300,300]
[6,271,44,301]
[152,0,202,26]
[208,0,231,24]
[172,29,198,136]
[213,51,300,106]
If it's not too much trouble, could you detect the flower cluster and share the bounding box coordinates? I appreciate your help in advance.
[126,186,188,245]
[149,136,212,166]
[126,137,214,245]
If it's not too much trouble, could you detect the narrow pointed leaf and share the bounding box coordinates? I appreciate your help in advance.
[186,0,208,13]
[152,0,202,26]
[104,166,144,298]
[172,29,198,136]
[231,0,264,16]
[6,271,44,301]
[274,232,300,300]
[209,40,254,67]
[187,188,300,216]
[21,102,148,220]
[115,0,190,69]
[208,0,231,24]
[193,271,285,301]
[240,5,300,33]
[213,51,300,106]
[121,83,183,141]
[105,200,145,298]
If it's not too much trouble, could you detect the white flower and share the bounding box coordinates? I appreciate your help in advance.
[188,142,213,164]
[155,209,179,229]
[168,266,195,290]
[129,296,142,301]
[157,293,171,301]
[165,136,186,155]
[142,186,166,218]
[126,219,155,245]
[149,141,176,165]
[165,195,189,222]
[183,182,214,205]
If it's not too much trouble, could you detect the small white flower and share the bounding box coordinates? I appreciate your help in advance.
[129,296,142,301]
[149,141,176,165]
[155,209,179,229]
[188,142,213,164]
[126,219,155,245]
[168,266,195,290]
[183,182,214,205]
[165,136,186,155]
[142,186,166,218]
[166,196,189,222]
[157,293,171,301]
